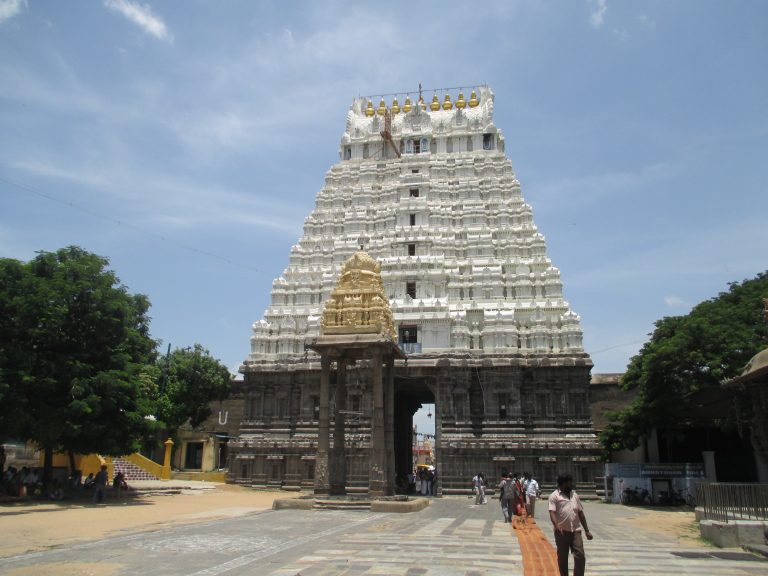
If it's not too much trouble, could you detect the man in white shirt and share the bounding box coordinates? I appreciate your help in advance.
[548,474,593,576]
[472,472,486,505]
[524,472,540,519]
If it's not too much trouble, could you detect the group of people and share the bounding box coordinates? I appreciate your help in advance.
[496,471,540,527]
[1,466,41,497]
[1,463,130,504]
[472,471,540,523]
[472,471,592,576]
[407,466,437,495]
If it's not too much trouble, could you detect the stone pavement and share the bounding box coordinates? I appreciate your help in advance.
[0,496,766,575]
[532,499,768,575]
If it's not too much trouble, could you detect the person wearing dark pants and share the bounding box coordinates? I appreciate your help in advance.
[548,474,593,576]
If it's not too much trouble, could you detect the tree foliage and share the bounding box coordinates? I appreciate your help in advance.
[0,247,158,466]
[601,272,768,457]
[155,344,231,436]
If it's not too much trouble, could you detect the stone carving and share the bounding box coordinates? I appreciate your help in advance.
[320,251,397,340]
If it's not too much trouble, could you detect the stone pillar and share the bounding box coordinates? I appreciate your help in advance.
[369,348,386,496]
[314,355,331,494]
[385,354,395,495]
[433,380,442,497]
[162,438,173,481]
[330,359,348,495]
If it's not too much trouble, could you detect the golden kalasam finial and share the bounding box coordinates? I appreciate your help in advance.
[468,90,479,108]
[456,92,466,109]
[403,96,412,113]
[391,97,400,114]
[365,100,375,116]
[442,93,453,110]
[319,250,397,341]
[430,94,440,111]
[377,98,387,116]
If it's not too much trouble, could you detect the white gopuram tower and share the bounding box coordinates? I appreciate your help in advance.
[235,87,599,494]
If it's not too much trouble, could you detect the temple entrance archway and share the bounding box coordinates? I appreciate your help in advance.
[394,376,436,492]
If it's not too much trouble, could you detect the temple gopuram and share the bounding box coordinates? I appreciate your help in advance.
[230,86,600,495]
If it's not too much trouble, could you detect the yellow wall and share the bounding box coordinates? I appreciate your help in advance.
[41,452,107,478]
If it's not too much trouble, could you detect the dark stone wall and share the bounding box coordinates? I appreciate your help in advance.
[229,359,601,493]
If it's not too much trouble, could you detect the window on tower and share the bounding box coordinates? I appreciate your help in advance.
[483,133,494,150]
[406,281,416,299]
[408,243,416,256]
[409,213,416,226]
[409,188,419,198]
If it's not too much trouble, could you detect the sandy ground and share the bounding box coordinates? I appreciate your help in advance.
[0,484,290,560]
[616,506,706,547]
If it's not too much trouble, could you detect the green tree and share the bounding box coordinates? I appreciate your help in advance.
[0,246,157,481]
[601,272,768,457]
[155,344,231,438]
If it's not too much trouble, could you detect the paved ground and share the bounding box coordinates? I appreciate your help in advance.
[0,497,765,576]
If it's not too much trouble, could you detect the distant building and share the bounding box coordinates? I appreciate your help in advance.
[174,380,244,478]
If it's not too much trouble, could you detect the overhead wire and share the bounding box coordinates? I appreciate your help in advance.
[0,175,269,275]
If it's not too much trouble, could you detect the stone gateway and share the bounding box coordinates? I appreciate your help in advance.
[230,86,600,495]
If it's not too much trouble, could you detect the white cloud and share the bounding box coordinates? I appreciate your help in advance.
[638,14,656,28]
[0,0,25,24]
[664,295,686,308]
[611,28,630,42]
[568,217,768,289]
[10,157,302,235]
[103,0,172,43]
[588,0,607,28]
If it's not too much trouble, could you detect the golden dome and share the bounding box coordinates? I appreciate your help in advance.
[442,94,453,110]
[403,96,412,113]
[320,250,397,340]
[391,98,400,114]
[468,90,479,108]
[377,98,387,116]
[342,250,380,275]
[456,92,466,109]
[430,94,440,111]
[365,100,375,116]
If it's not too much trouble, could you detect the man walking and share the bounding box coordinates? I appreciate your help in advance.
[548,474,593,576]
[525,472,540,520]
[498,473,511,522]
[92,464,108,504]
[472,472,486,505]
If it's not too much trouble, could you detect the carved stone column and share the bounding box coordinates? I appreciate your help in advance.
[330,358,348,495]
[385,354,395,495]
[369,348,386,496]
[314,355,331,494]
[432,378,442,497]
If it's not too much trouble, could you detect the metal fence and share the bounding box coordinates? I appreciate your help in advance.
[696,482,768,522]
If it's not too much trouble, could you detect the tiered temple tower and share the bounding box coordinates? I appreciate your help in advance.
[232,86,600,494]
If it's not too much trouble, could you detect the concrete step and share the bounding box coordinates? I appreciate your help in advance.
[312,499,371,511]
[113,458,158,481]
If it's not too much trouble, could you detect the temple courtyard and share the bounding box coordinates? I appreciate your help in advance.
[0,485,766,575]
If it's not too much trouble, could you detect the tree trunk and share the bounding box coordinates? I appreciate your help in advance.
[68,450,77,475]
[43,446,54,487]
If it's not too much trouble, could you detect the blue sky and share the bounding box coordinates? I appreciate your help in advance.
[1,0,766,400]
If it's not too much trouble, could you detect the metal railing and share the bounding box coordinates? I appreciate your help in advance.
[696,482,768,522]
